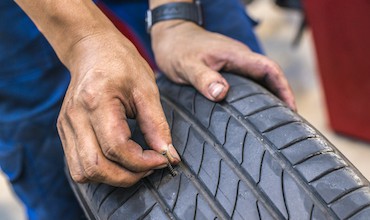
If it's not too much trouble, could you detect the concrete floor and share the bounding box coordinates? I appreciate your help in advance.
[1,0,370,219]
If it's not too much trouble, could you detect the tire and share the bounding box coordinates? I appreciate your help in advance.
[68,73,370,220]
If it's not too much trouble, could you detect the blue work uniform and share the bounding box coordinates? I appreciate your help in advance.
[0,0,262,219]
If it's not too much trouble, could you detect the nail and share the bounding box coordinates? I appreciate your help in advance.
[209,82,225,99]
[162,151,178,176]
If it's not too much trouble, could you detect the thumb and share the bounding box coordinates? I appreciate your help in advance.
[185,63,230,102]
[135,84,181,164]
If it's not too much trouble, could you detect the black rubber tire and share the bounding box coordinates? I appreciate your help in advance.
[68,73,370,220]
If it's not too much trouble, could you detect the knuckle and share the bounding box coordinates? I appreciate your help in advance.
[102,143,120,160]
[77,85,100,111]
[83,162,101,180]
[71,173,88,183]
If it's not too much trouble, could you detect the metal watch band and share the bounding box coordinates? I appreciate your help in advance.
[146,1,203,33]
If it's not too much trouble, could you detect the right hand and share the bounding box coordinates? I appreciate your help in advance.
[57,31,180,187]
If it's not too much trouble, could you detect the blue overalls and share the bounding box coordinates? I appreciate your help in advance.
[0,0,262,219]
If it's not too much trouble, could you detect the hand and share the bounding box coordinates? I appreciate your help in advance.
[151,21,296,111]
[57,31,180,187]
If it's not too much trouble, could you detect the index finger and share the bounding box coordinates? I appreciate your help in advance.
[88,97,169,172]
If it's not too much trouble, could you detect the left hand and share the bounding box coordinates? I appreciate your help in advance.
[150,20,296,111]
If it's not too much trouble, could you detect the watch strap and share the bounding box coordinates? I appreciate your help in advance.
[146,1,203,33]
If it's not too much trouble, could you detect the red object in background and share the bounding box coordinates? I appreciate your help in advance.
[304,0,370,142]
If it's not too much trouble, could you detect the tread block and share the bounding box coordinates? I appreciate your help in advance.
[331,188,370,219]
[259,152,288,218]
[223,117,248,164]
[173,173,199,219]
[93,184,116,212]
[233,182,260,220]
[177,86,197,113]
[208,105,230,145]
[142,204,169,220]
[348,207,370,220]
[157,172,182,210]
[311,167,365,203]
[257,201,275,220]
[226,84,265,103]
[231,94,279,116]
[263,122,317,149]
[281,137,332,165]
[171,111,191,155]
[248,106,300,132]
[284,171,313,219]
[198,143,222,196]
[161,102,174,129]
[98,183,143,220]
[108,184,156,220]
[311,205,330,220]
[194,194,218,220]
[223,73,252,87]
[183,128,205,174]
[194,94,216,128]
[241,134,266,183]
[295,152,347,182]
[216,161,240,217]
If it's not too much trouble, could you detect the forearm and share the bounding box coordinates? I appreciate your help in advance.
[14,0,130,68]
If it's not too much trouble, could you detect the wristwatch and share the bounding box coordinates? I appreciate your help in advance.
[146,0,203,33]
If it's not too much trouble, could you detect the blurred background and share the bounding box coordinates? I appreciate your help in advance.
[1,0,369,219]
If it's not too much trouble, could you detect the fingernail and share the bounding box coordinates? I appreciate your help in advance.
[168,144,181,163]
[144,170,154,177]
[209,82,225,99]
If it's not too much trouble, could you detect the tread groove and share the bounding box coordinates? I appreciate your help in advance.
[308,166,347,184]
[344,204,370,220]
[161,95,286,219]
[256,201,262,220]
[328,186,367,206]
[214,160,223,198]
[143,179,177,220]
[180,124,192,156]
[245,104,283,117]
[309,205,314,220]
[278,135,320,151]
[207,103,217,129]
[197,142,206,176]
[223,117,232,146]
[228,92,267,103]
[193,193,199,220]
[97,187,119,212]
[292,149,334,166]
[178,161,230,219]
[137,203,157,220]
[257,150,266,185]
[281,170,290,220]
[107,185,142,220]
[92,183,102,198]
[171,174,183,212]
[231,180,241,219]
[240,132,248,165]
[220,103,340,219]
[262,120,299,133]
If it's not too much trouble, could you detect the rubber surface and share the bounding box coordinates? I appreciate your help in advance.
[68,73,370,220]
